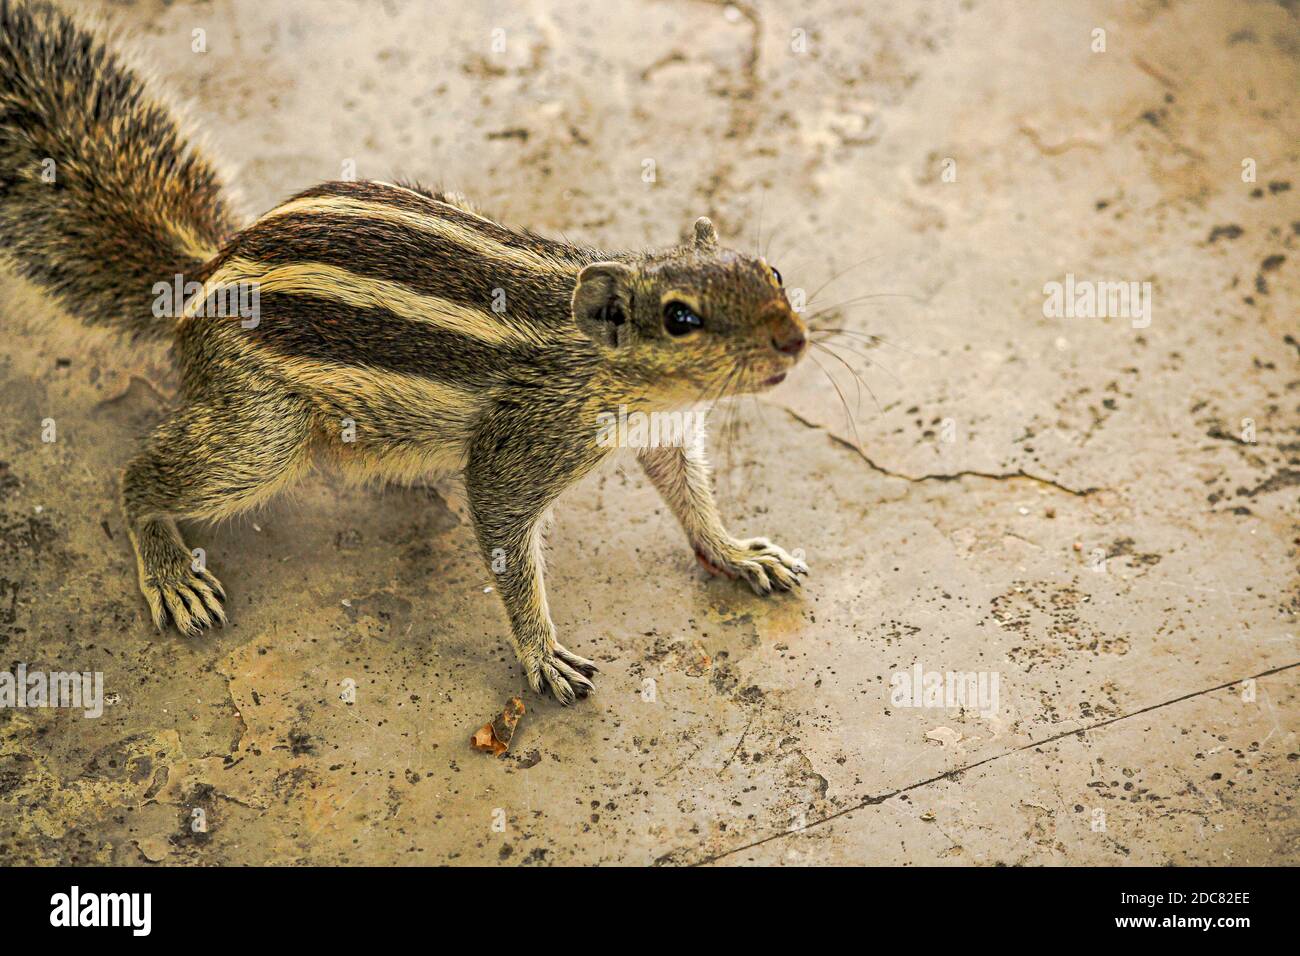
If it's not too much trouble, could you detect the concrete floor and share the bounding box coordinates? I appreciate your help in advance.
[1,0,1297,865]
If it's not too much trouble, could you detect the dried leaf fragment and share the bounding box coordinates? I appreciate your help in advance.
[471,696,525,756]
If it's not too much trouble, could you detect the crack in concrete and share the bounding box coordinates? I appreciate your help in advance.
[719,703,762,775]
[779,406,1101,496]
[687,660,1300,866]
[1018,122,1105,156]
[657,741,703,783]
[210,790,268,811]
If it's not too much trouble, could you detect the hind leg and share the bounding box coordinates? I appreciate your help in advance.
[122,388,315,635]
[128,516,227,634]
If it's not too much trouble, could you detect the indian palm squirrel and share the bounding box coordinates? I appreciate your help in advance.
[0,0,809,704]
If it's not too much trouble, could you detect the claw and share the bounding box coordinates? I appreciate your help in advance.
[695,537,809,596]
[526,645,598,705]
[543,663,577,706]
[198,568,227,601]
[554,642,599,676]
[142,569,228,637]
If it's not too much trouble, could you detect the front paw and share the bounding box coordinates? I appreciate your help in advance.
[141,566,228,636]
[695,537,809,595]
[524,642,597,706]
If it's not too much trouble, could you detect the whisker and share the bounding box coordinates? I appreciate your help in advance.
[804,291,921,321]
[806,252,889,304]
[713,358,746,483]
[748,379,772,432]
[705,360,739,428]
[813,341,863,417]
[804,254,886,306]
[724,359,747,457]
[813,339,903,387]
[811,343,863,416]
[689,351,738,412]
[810,328,917,358]
[807,352,866,454]
[813,340,883,415]
[763,221,782,261]
[766,239,787,265]
[754,223,821,270]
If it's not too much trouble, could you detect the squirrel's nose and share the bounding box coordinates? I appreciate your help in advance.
[770,326,806,356]
[763,303,807,357]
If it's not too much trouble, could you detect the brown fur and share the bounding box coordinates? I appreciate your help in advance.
[0,0,810,705]
[0,0,238,339]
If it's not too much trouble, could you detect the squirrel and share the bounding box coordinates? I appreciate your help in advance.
[0,0,809,704]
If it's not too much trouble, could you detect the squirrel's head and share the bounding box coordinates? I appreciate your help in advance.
[572,217,807,404]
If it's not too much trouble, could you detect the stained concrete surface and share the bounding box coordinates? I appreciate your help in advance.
[1,0,1297,865]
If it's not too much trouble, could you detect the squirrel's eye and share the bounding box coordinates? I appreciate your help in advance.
[663,301,703,336]
[771,266,783,286]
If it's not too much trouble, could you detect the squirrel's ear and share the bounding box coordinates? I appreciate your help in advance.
[573,261,635,348]
[692,217,718,249]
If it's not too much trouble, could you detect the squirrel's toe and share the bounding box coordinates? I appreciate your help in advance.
[554,642,599,677]
[145,568,228,637]
[531,649,596,705]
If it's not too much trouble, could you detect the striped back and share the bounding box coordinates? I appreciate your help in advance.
[186,180,609,384]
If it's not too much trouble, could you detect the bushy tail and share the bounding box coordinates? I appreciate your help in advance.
[0,0,239,340]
